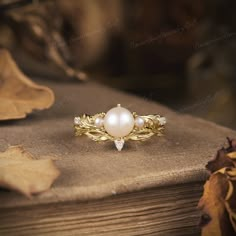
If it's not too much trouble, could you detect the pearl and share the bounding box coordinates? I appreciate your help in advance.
[104,106,134,138]
[94,117,104,127]
[135,116,145,128]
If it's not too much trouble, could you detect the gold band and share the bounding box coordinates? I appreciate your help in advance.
[74,105,166,151]
[74,113,166,142]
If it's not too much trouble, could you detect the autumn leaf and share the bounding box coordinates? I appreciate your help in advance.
[206,138,236,173]
[198,171,234,236]
[206,149,235,173]
[0,49,55,120]
[227,152,236,160]
[224,169,236,233]
[2,3,87,81]
[0,146,60,198]
[199,138,236,236]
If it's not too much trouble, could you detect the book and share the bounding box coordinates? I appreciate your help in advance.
[0,80,236,236]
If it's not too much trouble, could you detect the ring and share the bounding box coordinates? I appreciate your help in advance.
[74,104,166,151]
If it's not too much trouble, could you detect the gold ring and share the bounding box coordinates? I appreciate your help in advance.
[74,104,166,151]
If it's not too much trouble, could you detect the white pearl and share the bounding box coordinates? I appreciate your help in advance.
[95,117,104,127]
[135,116,145,128]
[104,106,134,138]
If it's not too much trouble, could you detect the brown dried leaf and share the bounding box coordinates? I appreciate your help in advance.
[206,149,235,173]
[227,152,236,160]
[0,146,60,198]
[224,169,236,232]
[0,49,54,120]
[3,3,87,81]
[199,139,236,235]
[206,138,236,173]
[198,171,234,236]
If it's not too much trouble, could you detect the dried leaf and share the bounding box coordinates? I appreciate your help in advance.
[198,172,233,236]
[199,139,236,236]
[224,170,236,232]
[0,49,54,120]
[227,152,236,159]
[206,138,236,173]
[2,2,87,81]
[0,146,60,198]
[206,149,234,173]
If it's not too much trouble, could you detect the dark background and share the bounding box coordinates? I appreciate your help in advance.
[1,0,236,129]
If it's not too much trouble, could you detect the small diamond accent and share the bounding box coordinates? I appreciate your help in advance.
[114,139,125,151]
[74,117,81,125]
[158,117,166,126]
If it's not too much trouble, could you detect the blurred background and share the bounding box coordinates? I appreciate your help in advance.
[0,0,236,129]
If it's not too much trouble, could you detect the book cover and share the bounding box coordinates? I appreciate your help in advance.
[0,80,235,235]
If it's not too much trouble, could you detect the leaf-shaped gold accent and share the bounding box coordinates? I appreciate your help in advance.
[125,115,165,141]
[74,113,113,142]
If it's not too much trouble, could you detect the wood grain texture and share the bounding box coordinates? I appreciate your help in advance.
[0,183,202,236]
